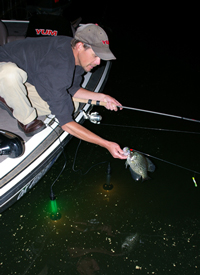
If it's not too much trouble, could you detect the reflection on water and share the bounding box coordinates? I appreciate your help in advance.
[1,128,200,274]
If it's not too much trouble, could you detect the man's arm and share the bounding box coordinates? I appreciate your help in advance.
[73,88,122,111]
[62,121,127,159]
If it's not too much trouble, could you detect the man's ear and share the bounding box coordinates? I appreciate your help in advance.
[76,42,84,52]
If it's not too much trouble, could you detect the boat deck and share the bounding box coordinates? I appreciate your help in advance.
[0,107,42,162]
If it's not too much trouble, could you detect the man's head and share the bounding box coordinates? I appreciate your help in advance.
[71,24,116,72]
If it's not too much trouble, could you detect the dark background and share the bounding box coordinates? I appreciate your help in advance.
[71,1,200,120]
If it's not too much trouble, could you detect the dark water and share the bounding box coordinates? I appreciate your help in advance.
[1,2,200,274]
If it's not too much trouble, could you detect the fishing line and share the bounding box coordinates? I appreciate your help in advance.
[47,122,108,190]
[133,148,200,175]
[96,123,200,175]
[100,123,200,135]
[72,139,109,176]
[47,124,67,191]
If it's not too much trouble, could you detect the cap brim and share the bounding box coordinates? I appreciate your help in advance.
[92,46,116,61]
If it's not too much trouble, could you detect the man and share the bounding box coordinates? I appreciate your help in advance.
[0,23,126,159]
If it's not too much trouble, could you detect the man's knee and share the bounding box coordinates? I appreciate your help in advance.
[0,62,27,83]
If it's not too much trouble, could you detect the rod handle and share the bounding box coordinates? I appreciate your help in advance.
[72,97,107,106]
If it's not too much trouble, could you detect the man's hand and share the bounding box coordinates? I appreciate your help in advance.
[105,141,127,159]
[73,88,123,111]
[101,94,123,111]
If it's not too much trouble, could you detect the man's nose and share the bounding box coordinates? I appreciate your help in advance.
[95,57,101,66]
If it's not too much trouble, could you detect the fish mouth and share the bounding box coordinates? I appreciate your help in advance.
[123,147,130,156]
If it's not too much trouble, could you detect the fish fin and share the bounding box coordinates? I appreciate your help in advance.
[125,161,129,169]
[129,167,141,181]
[146,157,155,172]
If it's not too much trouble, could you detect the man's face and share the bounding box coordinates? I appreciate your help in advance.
[76,43,101,72]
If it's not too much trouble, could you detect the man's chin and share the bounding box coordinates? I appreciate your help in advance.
[84,65,97,72]
[84,67,93,73]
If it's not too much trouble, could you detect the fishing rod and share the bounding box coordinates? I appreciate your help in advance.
[73,98,200,179]
[73,98,200,124]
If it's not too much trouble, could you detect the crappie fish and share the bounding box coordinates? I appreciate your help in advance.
[123,147,155,181]
[121,233,139,253]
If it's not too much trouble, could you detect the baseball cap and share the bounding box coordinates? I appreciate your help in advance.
[74,24,116,61]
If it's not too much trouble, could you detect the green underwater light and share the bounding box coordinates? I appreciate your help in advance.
[50,189,61,221]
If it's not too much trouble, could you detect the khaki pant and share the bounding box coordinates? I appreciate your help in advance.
[0,62,51,125]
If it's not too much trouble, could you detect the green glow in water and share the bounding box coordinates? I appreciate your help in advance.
[50,199,61,221]
[51,199,58,214]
